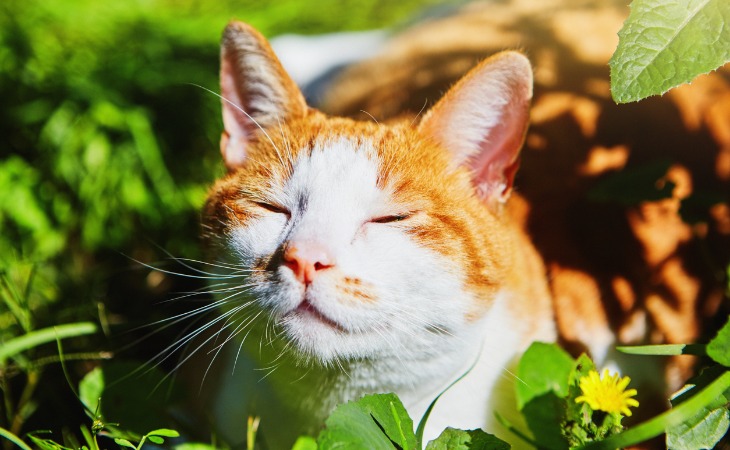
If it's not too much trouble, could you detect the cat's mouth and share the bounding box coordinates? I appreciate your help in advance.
[290,299,346,332]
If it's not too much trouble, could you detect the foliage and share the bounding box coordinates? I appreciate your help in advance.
[0,0,446,445]
[317,393,418,449]
[610,0,730,103]
[579,316,730,449]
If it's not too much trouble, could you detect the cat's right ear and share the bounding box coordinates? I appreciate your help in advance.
[417,52,532,207]
[220,21,307,170]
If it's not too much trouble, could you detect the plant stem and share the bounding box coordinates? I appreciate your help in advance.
[10,369,40,438]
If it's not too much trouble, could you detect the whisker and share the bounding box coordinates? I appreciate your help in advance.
[360,109,380,125]
[124,254,245,280]
[410,98,429,126]
[187,83,284,161]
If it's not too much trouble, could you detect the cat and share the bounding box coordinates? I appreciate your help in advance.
[201,20,553,449]
[197,2,730,448]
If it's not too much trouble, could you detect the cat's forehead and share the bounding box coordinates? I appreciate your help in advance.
[284,136,385,209]
[242,116,454,201]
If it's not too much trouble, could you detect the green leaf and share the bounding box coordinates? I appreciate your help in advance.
[173,444,218,450]
[666,366,730,449]
[521,393,568,450]
[317,393,416,450]
[359,393,417,450]
[666,407,730,450]
[147,436,164,444]
[147,429,180,438]
[113,439,136,449]
[707,315,730,366]
[610,0,730,103]
[514,343,575,449]
[27,433,72,450]
[515,342,574,410]
[424,428,510,450]
[79,367,104,414]
[291,436,318,450]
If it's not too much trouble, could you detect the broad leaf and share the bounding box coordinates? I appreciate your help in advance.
[147,429,180,438]
[515,342,574,410]
[318,393,416,450]
[666,407,730,450]
[707,315,730,366]
[521,393,568,450]
[610,0,730,103]
[425,428,510,450]
[173,444,219,450]
[667,366,730,450]
[113,439,136,449]
[514,343,574,449]
[78,366,104,415]
[291,436,318,450]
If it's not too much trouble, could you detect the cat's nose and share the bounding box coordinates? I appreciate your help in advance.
[283,243,334,284]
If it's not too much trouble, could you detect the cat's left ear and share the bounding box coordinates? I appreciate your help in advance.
[220,21,307,170]
[418,52,532,205]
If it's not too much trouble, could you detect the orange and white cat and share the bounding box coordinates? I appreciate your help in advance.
[202,21,553,448]
[199,2,730,448]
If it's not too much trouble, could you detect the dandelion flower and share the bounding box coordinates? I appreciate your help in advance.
[575,368,639,416]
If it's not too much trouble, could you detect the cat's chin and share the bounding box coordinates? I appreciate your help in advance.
[278,301,385,362]
[291,299,345,331]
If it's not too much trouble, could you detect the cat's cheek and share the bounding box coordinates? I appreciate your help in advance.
[228,213,288,265]
[349,230,471,329]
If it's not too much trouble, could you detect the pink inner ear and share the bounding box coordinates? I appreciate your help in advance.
[417,51,533,204]
[470,92,530,201]
[219,53,251,170]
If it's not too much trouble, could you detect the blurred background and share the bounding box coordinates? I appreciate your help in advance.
[0,0,450,446]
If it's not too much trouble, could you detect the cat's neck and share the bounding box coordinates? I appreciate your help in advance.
[239,310,492,426]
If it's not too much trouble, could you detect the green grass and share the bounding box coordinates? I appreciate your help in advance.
[0,0,449,446]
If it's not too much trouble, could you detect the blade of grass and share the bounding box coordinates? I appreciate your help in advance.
[616,344,706,356]
[0,322,97,364]
[0,426,34,450]
[415,343,482,447]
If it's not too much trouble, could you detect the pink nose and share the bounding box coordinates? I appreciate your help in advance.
[283,244,334,284]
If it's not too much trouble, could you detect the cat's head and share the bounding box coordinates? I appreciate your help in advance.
[203,22,532,365]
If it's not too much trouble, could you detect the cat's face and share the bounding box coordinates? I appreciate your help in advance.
[202,22,532,365]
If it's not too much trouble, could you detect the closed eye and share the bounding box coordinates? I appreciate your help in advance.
[370,213,412,224]
[255,201,290,216]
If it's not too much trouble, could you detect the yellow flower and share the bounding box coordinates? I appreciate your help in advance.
[575,369,639,416]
